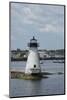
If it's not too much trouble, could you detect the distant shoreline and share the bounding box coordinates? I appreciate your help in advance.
[11,49,64,61]
[11,57,64,61]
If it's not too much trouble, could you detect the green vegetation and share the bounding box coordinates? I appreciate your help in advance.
[11,71,64,80]
[11,71,49,80]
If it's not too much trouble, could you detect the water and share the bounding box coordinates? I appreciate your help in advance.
[9,60,64,97]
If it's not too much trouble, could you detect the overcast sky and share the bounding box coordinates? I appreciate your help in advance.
[11,3,64,50]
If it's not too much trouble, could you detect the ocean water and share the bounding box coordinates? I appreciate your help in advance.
[9,60,65,97]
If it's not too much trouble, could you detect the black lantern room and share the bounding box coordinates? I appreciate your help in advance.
[28,36,39,48]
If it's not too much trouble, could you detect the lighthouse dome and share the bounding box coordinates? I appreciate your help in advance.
[28,36,39,47]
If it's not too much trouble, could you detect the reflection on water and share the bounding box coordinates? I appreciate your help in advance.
[9,60,64,97]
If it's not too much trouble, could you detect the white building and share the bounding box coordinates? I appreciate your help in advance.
[25,36,41,75]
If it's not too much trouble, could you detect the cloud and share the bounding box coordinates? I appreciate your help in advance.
[11,3,64,27]
[11,3,64,49]
[39,23,64,33]
[11,3,64,34]
[39,24,55,32]
[22,5,64,34]
[23,7,36,19]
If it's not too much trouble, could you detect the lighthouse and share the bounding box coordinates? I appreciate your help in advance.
[25,36,41,75]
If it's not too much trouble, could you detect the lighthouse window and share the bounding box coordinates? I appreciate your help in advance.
[29,43,38,47]
[34,65,36,68]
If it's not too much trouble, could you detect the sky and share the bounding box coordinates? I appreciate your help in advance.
[11,2,64,50]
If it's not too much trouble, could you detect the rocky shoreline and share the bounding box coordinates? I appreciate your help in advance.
[10,71,63,80]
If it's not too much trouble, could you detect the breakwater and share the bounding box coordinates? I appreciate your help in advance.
[11,57,64,61]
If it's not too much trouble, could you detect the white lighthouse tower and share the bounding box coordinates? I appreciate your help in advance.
[25,36,41,75]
